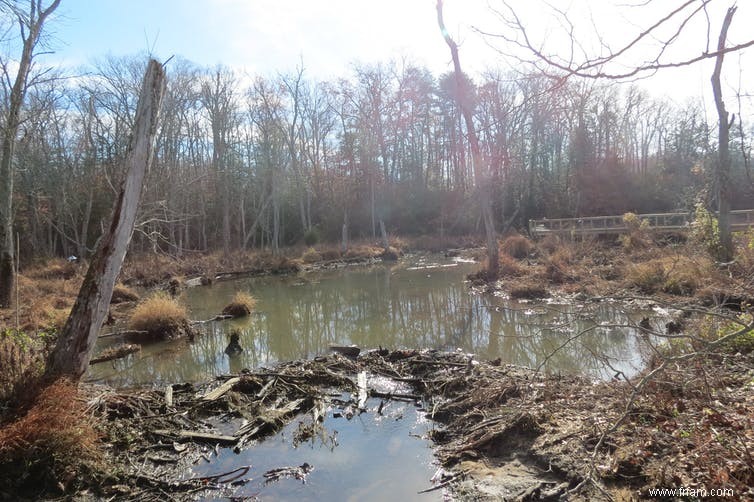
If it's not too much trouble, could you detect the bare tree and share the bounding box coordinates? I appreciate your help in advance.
[483,1,754,258]
[45,59,166,380]
[437,0,499,276]
[711,6,736,262]
[0,0,61,307]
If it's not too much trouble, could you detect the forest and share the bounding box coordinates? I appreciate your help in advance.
[10,55,754,259]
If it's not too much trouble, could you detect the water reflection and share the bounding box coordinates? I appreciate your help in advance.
[88,255,652,386]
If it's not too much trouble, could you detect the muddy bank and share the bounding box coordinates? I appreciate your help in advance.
[11,346,749,500]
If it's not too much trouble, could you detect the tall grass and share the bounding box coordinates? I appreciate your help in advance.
[128,292,188,336]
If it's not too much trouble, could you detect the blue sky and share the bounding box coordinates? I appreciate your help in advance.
[29,0,754,110]
[47,0,488,78]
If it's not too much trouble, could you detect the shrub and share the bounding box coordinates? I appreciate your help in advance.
[222,291,256,318]
[303,228,320,247]
[690,203,722,257]
[619,212,651,250]
[498,254,524,277]
[626,260,666,293]
[661,257,703,296]
[301,247,323,264]
[128,292,190,339]
[500,235,534,259]
[0,330,49,404]
[537,234,562,255]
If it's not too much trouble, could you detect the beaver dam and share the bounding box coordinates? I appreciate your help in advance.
[73,255,706,501]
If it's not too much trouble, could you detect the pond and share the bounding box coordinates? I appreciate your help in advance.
[90,254,651,386]
[86,254,657,500]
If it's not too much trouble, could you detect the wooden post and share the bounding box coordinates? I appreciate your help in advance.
[45,60,166,380]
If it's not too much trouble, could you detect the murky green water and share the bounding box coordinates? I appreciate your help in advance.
[89,254,650,386]
[87,254,655,500]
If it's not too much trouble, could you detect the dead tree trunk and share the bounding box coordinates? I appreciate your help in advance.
[436,0,499,277]
[711,7,736,263]
[45,60,166,380]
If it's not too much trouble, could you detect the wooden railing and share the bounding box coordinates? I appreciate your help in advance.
[529,209,754,236]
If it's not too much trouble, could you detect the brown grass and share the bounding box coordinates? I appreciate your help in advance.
[498,254,524,277]
[301,247,323,264]
[23,259,79,280]
[509,281,548,300]
[111,283,140,304]
[625,255,711,295]
[0,379,102,494]
[222,291,256,318]
[500,234,535,259]
[128,292,189,338]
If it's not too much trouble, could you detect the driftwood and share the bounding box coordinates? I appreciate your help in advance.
[89,344,141,364]
[200,377,241,401]
[191,314,233,325]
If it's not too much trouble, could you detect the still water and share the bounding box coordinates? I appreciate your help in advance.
[87,254,653,501]
[89,254,649,386]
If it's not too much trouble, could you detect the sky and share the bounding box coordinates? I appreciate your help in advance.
[25,0,754,109]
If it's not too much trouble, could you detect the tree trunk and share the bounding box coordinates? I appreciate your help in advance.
[0,0,62,307]
[45,60,166,380]
[436,0,498,276]
[711,7,736,263]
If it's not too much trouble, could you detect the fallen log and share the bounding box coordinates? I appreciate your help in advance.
[89,344,141,364]
[98,329,148,339]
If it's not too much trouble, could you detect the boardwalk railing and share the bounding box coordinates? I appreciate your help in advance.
[529,209,754,237]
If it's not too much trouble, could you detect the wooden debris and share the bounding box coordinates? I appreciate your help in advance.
[357,371,368,409]
[97,330,148,339]
[89,344,141,364]
[330,345,360,358]
[164,385,173,407]
[200,377,241,401]
[152,429,237,445]
[263,463,313,484]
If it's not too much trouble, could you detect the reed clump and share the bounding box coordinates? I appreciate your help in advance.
[222,291,256,318]
[128,292,191,340]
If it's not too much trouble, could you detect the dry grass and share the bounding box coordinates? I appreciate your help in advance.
[500,234,534,259]
[222,291,256,318]
[110,284,140,304]
[625,255,711,295]
[509,281,548,300]
[128,292,189,338]
[498,254,524,277]
[344,244,383,260]
[23,259,79,280]
[625,260,667,294]
[301,247,323,264]
[0,379,102,495]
